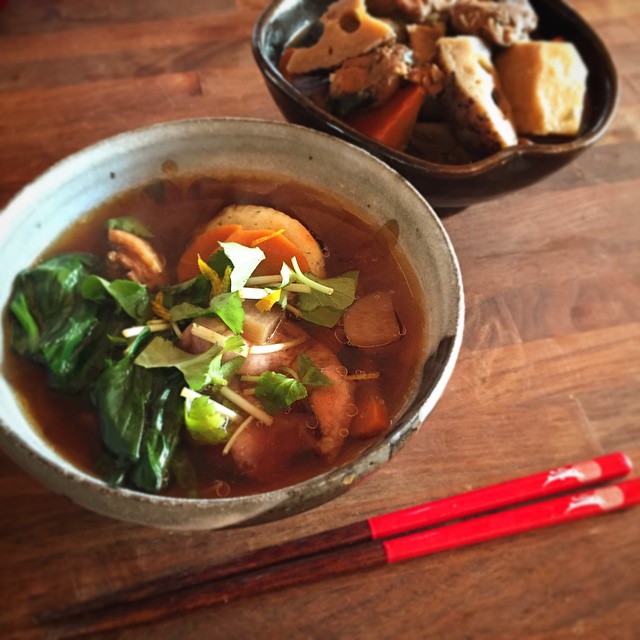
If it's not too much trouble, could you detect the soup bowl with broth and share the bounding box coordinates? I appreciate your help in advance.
[0,118,463,530]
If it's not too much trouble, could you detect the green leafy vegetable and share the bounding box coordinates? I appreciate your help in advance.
[296,353,333,387]
[134,338,221,390]
[161,275,212,309]
[296,271,359,327]
[107,217,155,238]
[255,371,308,415]
[168,290,244,335]
[134,334,245,390]
[130,378,185,492]
[205,335,246,386]
[81,275,150,323]
[252,352,332,414]
[91,329,185,493]
[209,292,244,334]
[206,250,233,283]
[184,395,230,444]
[91,330,152,461]
[8,253,124,392]
[170,450,199,498]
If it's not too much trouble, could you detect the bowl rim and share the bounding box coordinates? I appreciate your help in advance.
[0,116,465,527]
[252,0,620,178]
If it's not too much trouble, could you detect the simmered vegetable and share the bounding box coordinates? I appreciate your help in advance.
[283,0,588,162]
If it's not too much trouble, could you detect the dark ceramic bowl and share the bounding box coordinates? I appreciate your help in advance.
[253,0,618,210]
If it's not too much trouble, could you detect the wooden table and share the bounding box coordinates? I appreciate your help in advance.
[1,1,639,638]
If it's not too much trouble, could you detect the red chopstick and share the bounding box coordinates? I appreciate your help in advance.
[383,476,640,562]
[44,452,636,637]
[369,450,632,538]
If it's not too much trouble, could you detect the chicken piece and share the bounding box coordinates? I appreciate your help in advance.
[304,340,355,460]
[450,0,538,47]
[435,36,517,156]
[107,228,167,288]
[206,205,326,278]
[240,323,354,460]
[329,44,412,110]
[230,413,317,484]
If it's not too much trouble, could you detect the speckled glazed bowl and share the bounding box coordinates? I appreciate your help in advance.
[253,0,618,209]
[0,118,463,530]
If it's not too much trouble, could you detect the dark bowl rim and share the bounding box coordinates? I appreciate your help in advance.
[252,0,620,178]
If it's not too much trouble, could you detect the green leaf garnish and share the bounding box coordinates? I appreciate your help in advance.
[209,291,244,334]
[81,275,150,323]
[169,291,244,335]
[134,334,245,391]
[184,395,230,445]
[161,275,212,308]
[205,335,247,386]
[296,353,333,387]
[255,371,308,415]
[296,271,359,327]
[134,338,221,390]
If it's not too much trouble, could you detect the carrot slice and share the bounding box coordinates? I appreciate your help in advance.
[225,228,311,275]
[345,84,425,150]
[176,224,241,282]
[350,382,390,439]
[278,47,295,82]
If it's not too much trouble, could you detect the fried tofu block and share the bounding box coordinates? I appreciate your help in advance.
[494,41,588,136]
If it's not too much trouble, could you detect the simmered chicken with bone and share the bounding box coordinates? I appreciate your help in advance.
[7,175,425,497]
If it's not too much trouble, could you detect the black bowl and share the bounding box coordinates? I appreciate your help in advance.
[253,0,618,210]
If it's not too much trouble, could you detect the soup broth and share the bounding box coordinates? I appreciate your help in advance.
[3,172,427,498]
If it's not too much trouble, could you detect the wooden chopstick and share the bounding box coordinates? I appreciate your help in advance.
[44,452,636,637]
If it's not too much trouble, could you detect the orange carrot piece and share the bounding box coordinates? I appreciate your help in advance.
[350,388,390,439]
[225,228,310,275]
[176,224,241,282]
[278,47,295,81]
[345,84,425,150]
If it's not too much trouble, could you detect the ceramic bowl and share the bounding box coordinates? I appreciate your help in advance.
[253,0,618,210]
[0,118,464,530]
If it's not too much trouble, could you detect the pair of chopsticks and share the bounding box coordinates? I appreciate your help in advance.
[44,452,639,638]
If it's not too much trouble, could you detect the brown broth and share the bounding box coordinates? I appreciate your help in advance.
[3,171,427,497]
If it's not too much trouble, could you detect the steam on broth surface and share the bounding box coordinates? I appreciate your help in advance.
[4,172,427,498]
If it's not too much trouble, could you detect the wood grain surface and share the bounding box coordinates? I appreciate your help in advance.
[1,1,639,638]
